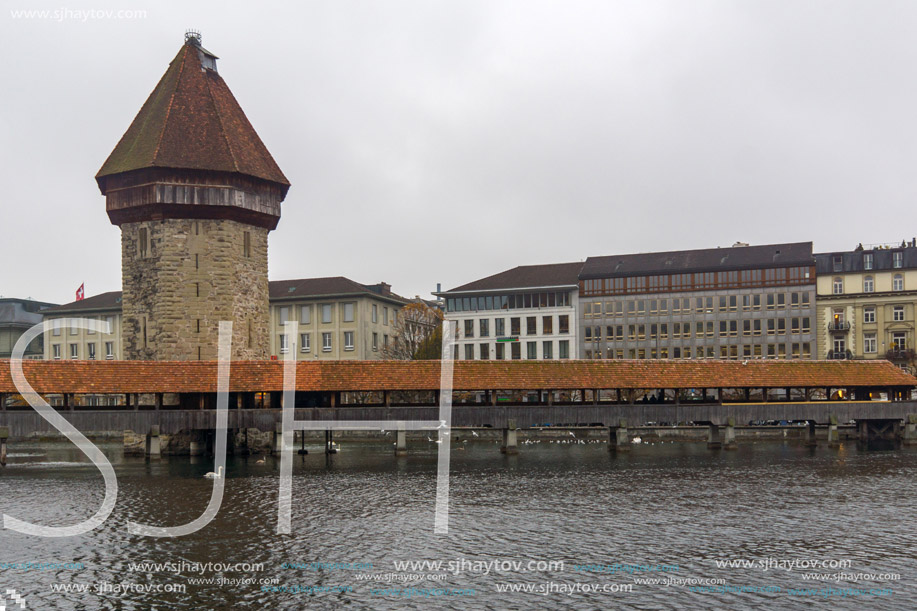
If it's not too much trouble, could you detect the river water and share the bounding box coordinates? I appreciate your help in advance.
[0,438,914,609]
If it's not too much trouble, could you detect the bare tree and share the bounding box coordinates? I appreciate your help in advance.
[382,300,443,360]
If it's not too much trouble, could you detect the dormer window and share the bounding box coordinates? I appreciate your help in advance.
[832,256,843,272]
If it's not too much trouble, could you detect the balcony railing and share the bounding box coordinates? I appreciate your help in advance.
[827,350,852,360]
[827,321,850,332]
[886,349,915,361]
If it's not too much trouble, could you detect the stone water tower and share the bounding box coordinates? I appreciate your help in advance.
[95,32,290,360]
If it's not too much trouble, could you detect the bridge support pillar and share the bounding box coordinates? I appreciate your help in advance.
[609,420,629,452]
[804,421,818,448]
[272,422,283,455]
[827,415,840,448]
[395,424,407,456]
[298,431,309,455]
[902,415,917,446]
[707,424,721,450]
[501,419,518,455]
[145,425,161,458]
[723,418,737,450]
[325,429,337,454]
[0,426,8,466]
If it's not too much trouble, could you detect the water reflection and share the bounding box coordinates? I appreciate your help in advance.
[0,440,914,609]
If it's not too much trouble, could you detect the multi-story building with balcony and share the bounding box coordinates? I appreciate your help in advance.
[815,241,917,372]
[578,242,817,360]
[41,278,406,361]
[438,263,582,360]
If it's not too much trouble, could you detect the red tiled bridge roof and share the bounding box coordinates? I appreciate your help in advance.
[0,360,913,395]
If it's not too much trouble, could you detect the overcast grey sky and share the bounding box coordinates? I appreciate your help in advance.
[2,0,916,305]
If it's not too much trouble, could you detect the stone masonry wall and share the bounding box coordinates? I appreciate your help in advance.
[121,218,270,360]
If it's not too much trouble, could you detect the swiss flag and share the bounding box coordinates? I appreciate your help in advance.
[76,283,85,301]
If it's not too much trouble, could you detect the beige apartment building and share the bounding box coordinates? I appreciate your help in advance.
[41,279,406,361]
[41,292,124,361]
[268,278,408,360]
[815,242,917,373]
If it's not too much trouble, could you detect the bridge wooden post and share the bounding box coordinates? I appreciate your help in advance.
[0,393,6,411]
[609,419,629,452]
[145,425,161,458]
[272,422,283,454]
[902,415,917,446]
[723,417,737,450]
[827,414,840,448]
[491,391,498,406]
[155,393,163,411]
[804,421,817,447]
[189,431,204,456]
[501,418,518,455]
[383,391,391,407]
[707,424,721,450]
[0,426,8,466]
[395,422,407,456]
[546,391,553,406]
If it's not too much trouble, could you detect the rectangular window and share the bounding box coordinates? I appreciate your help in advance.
[864,333,877,354]
[70,319,78,336]
[893,251,903,268]
[278,306,290,325]
[464,320,475,338]
[464,344,475,360]
[479,343,489,360]
[892,332,907,351]
[384,307,389,325]
[542,316,553,335]
[70,344,78,359]
[384,334,389,348]
[864,307,876,323]
[87,343,96,360]
[833,255,843,272]
[558,315,569,334]
[344,331,354,351]
[833,278,843,294]
[372,332,378,351]
[778,319,786,334]
[511,317,521,336]
[526,316,537,335]
[105,341,114,359]
[372,304,378,323]
[863,252,874,270]
[343,303,355,322]
[893,306,905,322]
[559,340,569,359]
[300,305,312,324]
[480,319,489,337]
[322,304,333,323]
[511,342,521,360]
[542,341,553,359]
[138,227,148,258]
[495,318,505,336]
[301,333,311,352]
[495,343,505,360]
[279,334,289,353]
[526,341,537,359]
[322,332,332,351]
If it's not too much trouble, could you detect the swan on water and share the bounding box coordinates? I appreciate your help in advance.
[204,466,224,478]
